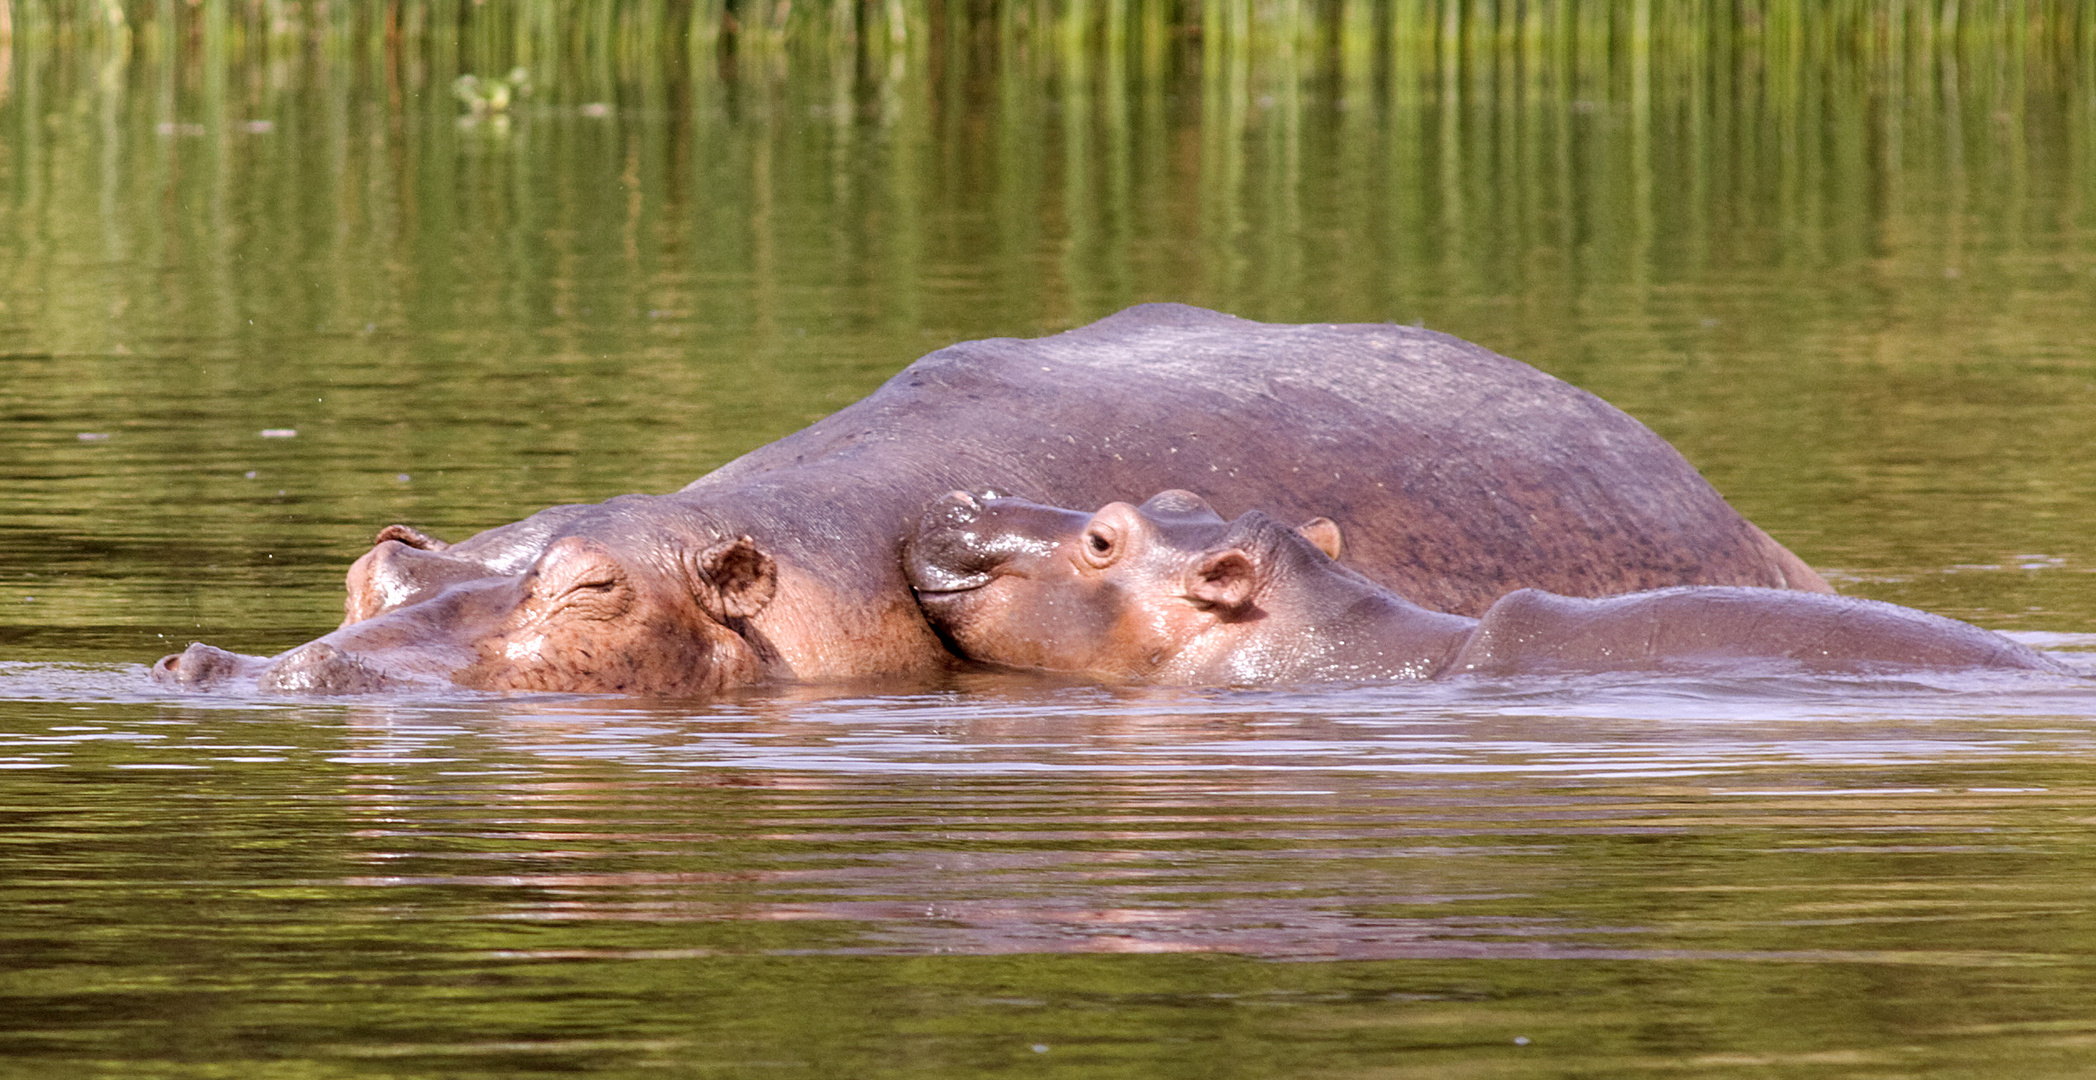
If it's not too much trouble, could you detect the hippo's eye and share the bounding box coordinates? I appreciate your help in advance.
[525,538,634,621]
[1081,527,1117,567]
[541,569,630,621]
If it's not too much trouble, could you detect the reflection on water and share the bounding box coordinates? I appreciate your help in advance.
[13,660,2096,1074]
[9,7,2096,1077]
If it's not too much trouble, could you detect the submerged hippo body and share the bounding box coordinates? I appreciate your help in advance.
[157,303,1831,695]
[905,490,2057,682]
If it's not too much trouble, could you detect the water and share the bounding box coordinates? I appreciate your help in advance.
[8,12,2096,1077]
[14,664,2096,1076]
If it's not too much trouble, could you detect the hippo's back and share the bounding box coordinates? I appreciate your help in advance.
[691,303,1824,616]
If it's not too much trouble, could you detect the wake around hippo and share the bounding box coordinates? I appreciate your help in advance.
[153,303,1830,695]
[905,489,2060,682]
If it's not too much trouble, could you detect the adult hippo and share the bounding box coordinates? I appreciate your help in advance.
[154,303,1830,695]
[905,490,2057,682]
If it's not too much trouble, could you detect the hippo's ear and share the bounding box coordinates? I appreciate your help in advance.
[1184,549,1256,616]
[1296,517,1342,561]
[691,536,778,621]
[374,524,449,552]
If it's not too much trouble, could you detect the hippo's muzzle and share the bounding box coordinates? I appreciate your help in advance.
[904,490,998,594]
[153,635,459,696]
[256,641,417,694]
[904,490,1074,596]
[152,643,272,691]
[152,571,515,695]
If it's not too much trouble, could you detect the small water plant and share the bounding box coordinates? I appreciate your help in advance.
[453,67,531,118]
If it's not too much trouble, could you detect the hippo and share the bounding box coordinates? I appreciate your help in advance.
[154,303,1832,696]
[905,490,2059,682]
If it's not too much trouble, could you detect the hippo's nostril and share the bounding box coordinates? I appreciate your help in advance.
[923,490,986,530]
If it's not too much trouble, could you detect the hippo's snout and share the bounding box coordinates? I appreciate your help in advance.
[258,641,407,694]
[905,489,1084,599]
[906,490,1001,594]
[152,642,271,690]
[156,639,408,695]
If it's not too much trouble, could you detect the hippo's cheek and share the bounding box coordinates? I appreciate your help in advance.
[913,585,1001,650]
[470,631,609,692]
[918,580,1079,669]
[459,627,590,692]
[923,575,1145,674]
[459,614,757,696]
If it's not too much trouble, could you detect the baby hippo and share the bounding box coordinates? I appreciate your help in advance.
[904,489,2061,683]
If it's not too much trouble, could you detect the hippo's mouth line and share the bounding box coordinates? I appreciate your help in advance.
[911,583,987,600]
[908,557,1040,599]
[908,566,1010,599]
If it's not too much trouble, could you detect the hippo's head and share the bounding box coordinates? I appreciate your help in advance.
[904,489,1344,679]
[153,498,780,696]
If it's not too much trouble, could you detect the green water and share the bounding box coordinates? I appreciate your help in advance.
[9,7,2096,1077]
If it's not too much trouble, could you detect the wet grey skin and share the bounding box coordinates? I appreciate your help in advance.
[154,304,1834,696]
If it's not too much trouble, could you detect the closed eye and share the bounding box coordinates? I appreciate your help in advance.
[545,572,630,621]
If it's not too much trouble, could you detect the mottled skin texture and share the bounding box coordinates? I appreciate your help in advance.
[905,490,2060,683]
[154,303,1831,695]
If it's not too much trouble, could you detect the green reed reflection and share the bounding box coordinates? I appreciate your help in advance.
[7,0,2088,351]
